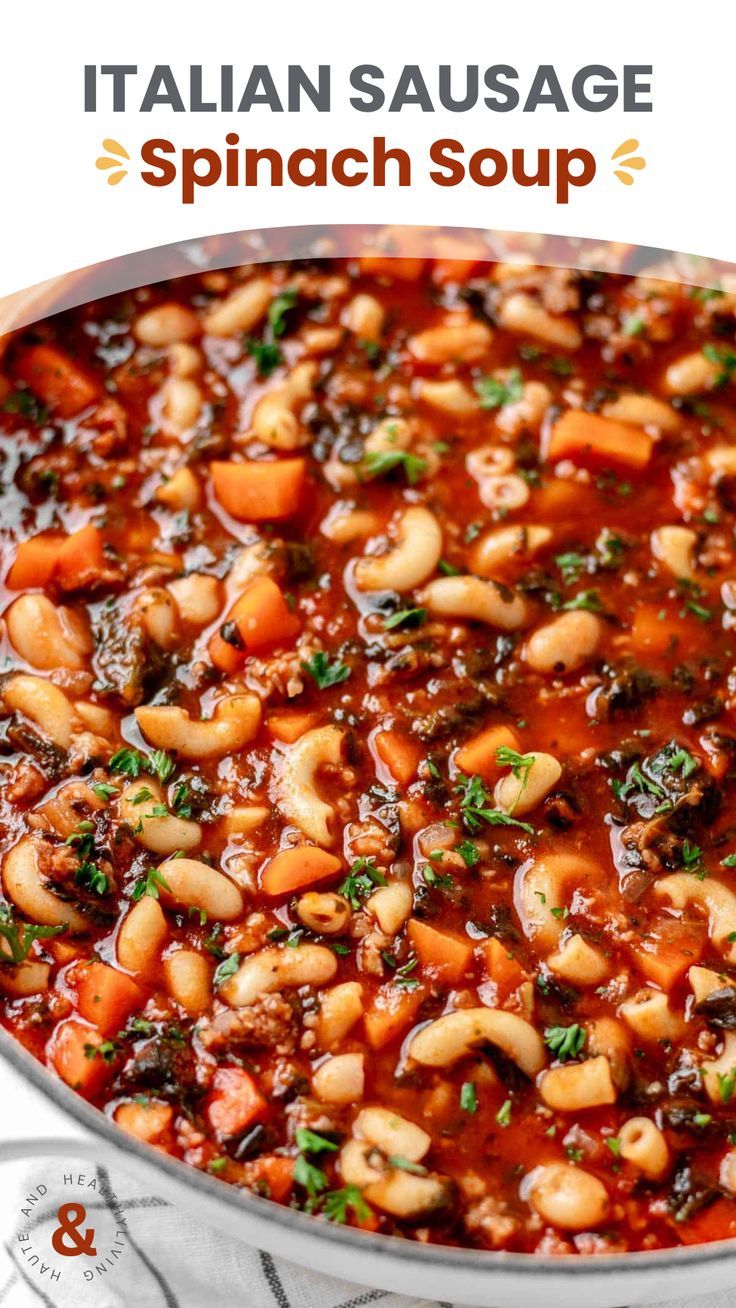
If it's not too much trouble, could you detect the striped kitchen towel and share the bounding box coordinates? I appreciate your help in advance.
[0,1154,730,1308]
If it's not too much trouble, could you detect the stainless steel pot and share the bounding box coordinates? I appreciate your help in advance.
[1,1027,734,1308]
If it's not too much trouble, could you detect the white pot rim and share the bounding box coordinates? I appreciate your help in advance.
[2,1027,734,1307]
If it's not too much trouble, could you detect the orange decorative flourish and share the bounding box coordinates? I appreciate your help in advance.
[612,139,646,186]
[95,140,129,186]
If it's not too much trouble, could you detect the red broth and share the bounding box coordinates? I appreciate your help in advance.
[1,258,736,1253]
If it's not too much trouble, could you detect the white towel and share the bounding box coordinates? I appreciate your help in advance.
[0,1153,731,1308]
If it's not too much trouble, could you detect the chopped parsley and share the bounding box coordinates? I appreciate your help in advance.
[66,820,108,896]
[496,1098,512,1127]
[213,952,241,986]
[172,782,193,818]
[382,607,426,631]
[293,1128,338,1201]
[460,1081,478,1114]
[690,287,724,303]
[84,1040,118,1063]
[474,369,523,410]
[387,1156,428,1175]
[362,448,428,485]
[294,1155,329,1199]
[455,772,534,835]
[0,906,64,965]
[1,388,49,424]
[295,1127,338,1155]
[393,956,419,989]
[338,858,387,909]
[301,651,351,689]
[681,840,706,879]
[457,840,480,868]
[555,551,587,583]
[703,342,736,387]
[623,314,646,338]
[544,1024,586,1061]
[495,746,535,808]
[75,862,109,895]
[246,337,283,377]
[562,589,603,613]
[421,865,454,891]
[268,288,298,338]
[718,1069,736,1104]
[596,530,626,569]
[131,867,172,902]
[663,746,698,779]
[109,747,175,784]
[91,782,119,802]
[320,1185,372,1224]
[682,599,713,622]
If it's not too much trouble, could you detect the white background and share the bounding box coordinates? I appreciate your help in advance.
[0,0,732,297]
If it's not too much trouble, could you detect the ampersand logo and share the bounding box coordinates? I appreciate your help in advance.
[51,1203,97,1258]
[17,1165,130,1290]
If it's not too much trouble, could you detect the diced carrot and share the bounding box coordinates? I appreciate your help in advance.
[532,478,588,519]
[480,937,528,1002]
[48,1019,114,1095]
[55,525,106,592]
[364,983,423,1050]
[14,345,100,418]
[115,1100,174,1146]
[547,409,653,471]
[407,920,474,985]
[210,458,306,522]
[374,729,421,787]
[6,534,62,590]
[629,603,682,657]
[228,576,300,652]
[700,732,732,781]
[46,939,80,965]
[242,1155,295,1203]
[676,1197,736,1246]
[72,961,143,1036]
[208,629,246,675]
[267,710,322,744]
[454,724,521,781]
[125,517,158,552]
[634,919,705,990]
[207,1067,267,1138]
[261,846,342,897]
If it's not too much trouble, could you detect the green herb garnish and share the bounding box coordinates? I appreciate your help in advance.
[301,651,351,690]
[474,369,523,410]
[455,773,534,835]
[545,1024,586,1061]
[339,858,387,909]
[460,1081,478,1114]
[131,867,172,902]
[362,449,428,485]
